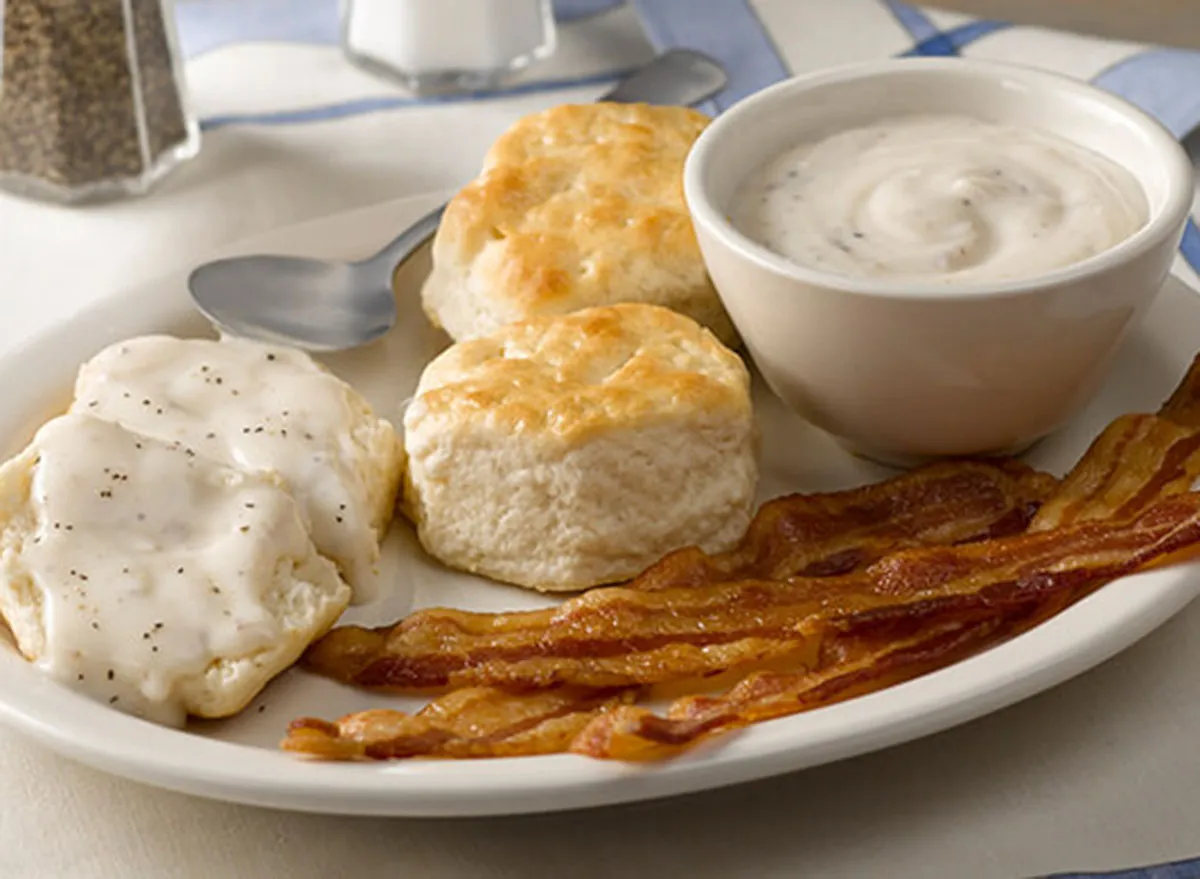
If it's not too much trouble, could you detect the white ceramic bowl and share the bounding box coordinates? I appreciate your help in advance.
[685,58,1193,464]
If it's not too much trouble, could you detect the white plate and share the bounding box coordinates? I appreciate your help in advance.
[1,192,1199,818]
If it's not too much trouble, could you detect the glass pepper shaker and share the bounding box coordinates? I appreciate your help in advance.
[0,0,200,204]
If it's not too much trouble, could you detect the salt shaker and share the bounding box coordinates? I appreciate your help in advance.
[0,0,200,203]
[341,0,557,95]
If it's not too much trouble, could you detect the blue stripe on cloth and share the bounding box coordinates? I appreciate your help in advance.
[901,19,1011,57]
[630,0,789,115]
[555,0,625,20]
[1040,854,1200,879]
[1179,219,1200,277]
[1092,49,1200,139]
[199,67,636,130]
[885,1,1009,56]
[175,0,622,59]
[882,0,941,43]
[1092,49,1200,275]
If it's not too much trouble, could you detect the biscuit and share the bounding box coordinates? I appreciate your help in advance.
[70,335,403,597]
[0,414,350,724]
[421,103,739,347]
[403,303,759,592]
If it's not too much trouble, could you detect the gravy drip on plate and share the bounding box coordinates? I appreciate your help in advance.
[732,114,1148,283]
[11,415,323,726]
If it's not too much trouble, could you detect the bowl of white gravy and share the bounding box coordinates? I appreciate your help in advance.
[685,58,1193,464]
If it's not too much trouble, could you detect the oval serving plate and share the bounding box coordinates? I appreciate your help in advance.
[0,191,1198,818]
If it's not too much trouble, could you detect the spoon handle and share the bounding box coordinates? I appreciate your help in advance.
[359,202,446,272]
[602,49,727,107]
[359,49,727,274]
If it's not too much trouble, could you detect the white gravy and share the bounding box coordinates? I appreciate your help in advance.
[71,336,386,599]
[9,414,334,726]
[732,114,1148,283]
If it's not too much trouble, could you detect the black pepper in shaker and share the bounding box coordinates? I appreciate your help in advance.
[0,0,199,203]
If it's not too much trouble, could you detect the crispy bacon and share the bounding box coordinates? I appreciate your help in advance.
[285,494,1178,764]
[280,555,1088,763]
[281,579,1082,763]
[569,619,1007,761]
[632,459,1056,588]
[282,625,991,762]
[303,495,1200,692]
[573,585,1084,761]
[302,593,825,691]
[283,687,632,760]
[1032,415,1200,531]
[1034,355,1200,531]
[281,618,1015,763]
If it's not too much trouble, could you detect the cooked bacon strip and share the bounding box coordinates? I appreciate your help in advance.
[282,686,632,760]
[1032,415,1200,531]
[287,515,1125,764]
[568,579,1090,761]
[303,597,826,691]
[281,624,993,763]
[303,495,1200,692]
[632,459,1056,588]
[285,530,1097,764]
[281,588,1077,763]
[569,619,1005,761]
[1034,356,1200,532]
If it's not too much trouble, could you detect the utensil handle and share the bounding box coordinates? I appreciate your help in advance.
[361,203,446,272]
[602,49,728,107]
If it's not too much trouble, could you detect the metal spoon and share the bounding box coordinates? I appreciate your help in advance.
[188,50,728,352]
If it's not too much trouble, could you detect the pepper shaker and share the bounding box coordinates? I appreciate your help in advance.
[0,0,200,203]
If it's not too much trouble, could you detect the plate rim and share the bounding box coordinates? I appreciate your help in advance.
[0,191,1196,817]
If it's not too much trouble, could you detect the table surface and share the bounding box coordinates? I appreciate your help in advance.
[5,3,1200,877]
[933,0,1200,47]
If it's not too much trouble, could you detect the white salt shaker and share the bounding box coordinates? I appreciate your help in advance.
[341,0,557,95]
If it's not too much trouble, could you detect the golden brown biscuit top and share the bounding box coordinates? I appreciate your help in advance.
[408,304,751,440]
[479,102,708,171]
[433,103,712,316]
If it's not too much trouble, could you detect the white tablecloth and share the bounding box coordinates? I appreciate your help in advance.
[4,3,1200,877]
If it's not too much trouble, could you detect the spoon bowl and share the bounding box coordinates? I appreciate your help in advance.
[188,50,727,351]
[190,205,444,350]
[190,257,392,351]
